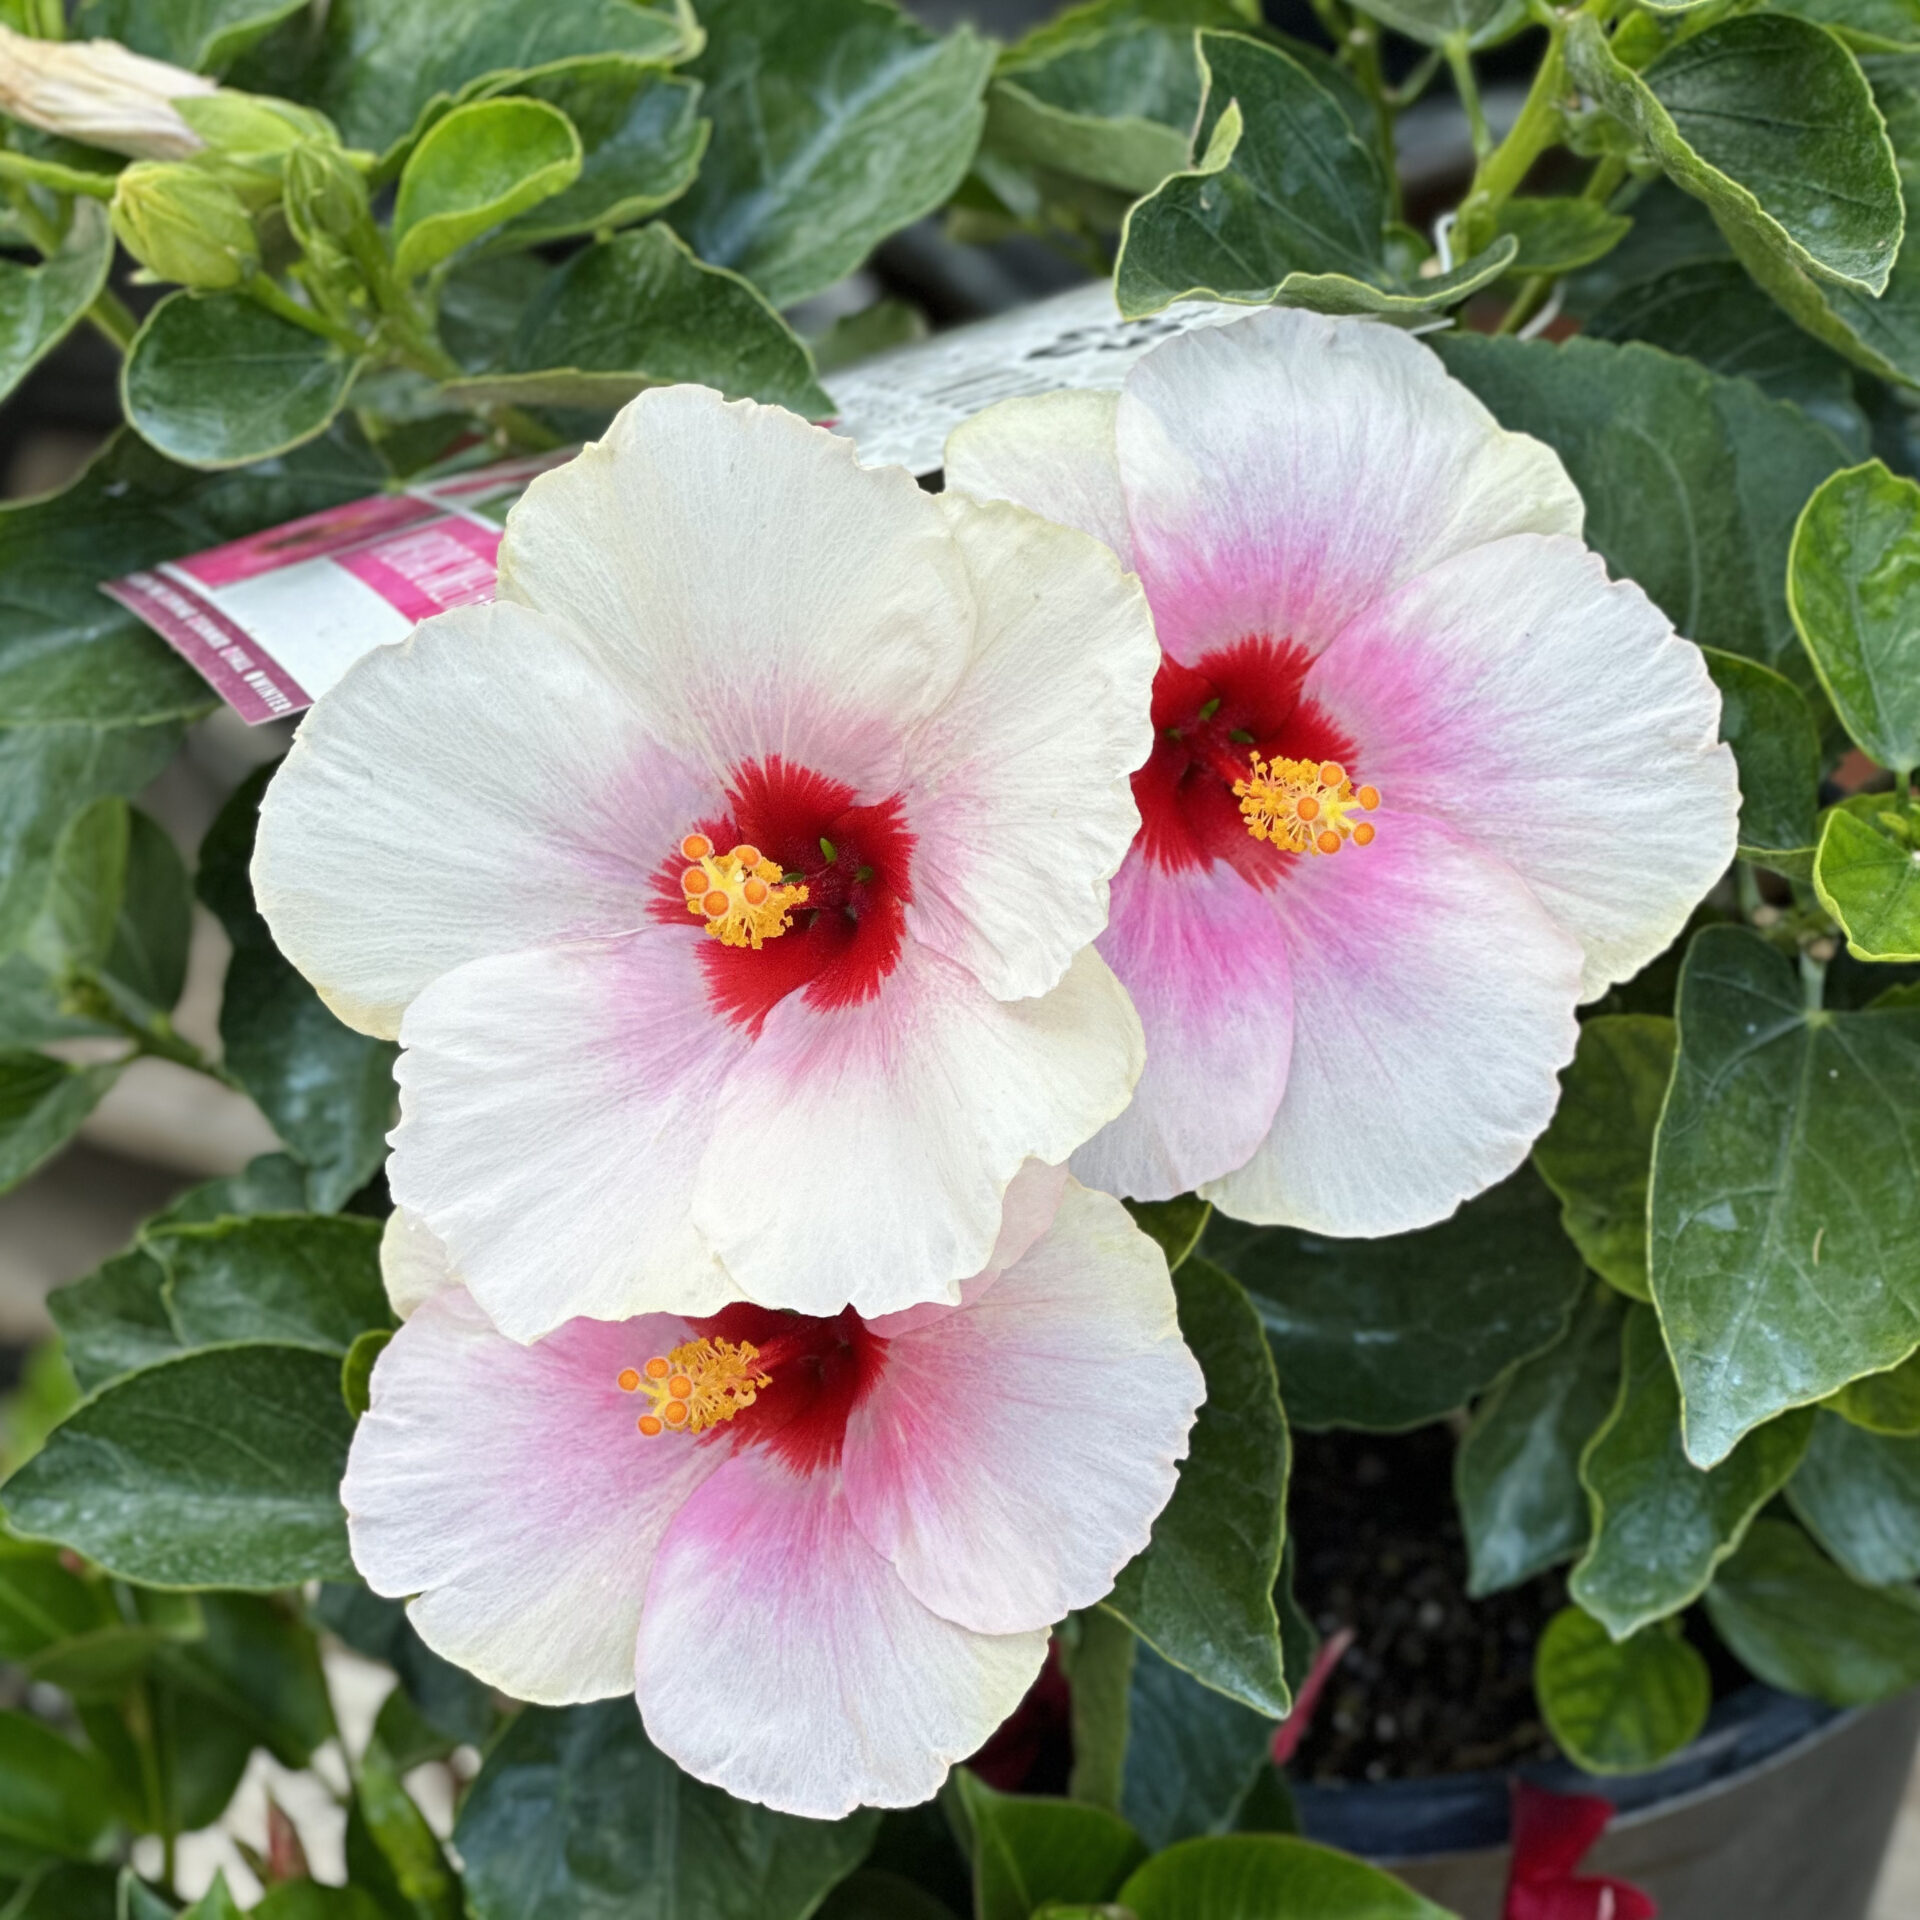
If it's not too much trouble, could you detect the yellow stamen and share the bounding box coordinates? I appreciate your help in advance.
[1234,755,1381,857]
[679,839,808,948]
[617,1337,771,1435]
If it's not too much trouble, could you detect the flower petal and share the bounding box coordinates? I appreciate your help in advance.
[900,492,1157,1001]
[942,388,1133,565]
[1116,308,1584,663]
[1304,535,1737,999]
[253,598,707,1039]
[498,386,977,795]
[379,1208,455,1321]
[844,1180,1202,1634]
[389,930,740,1341]
[343,1289,716,1705]
[636,1449,1048,1816]
[1204,813,1583,1235]
[1070,850,1294,1201]
[692,941,1144,1317]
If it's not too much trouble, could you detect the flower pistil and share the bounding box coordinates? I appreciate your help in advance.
[1235,756,1380,857]
[619,1338,771,1437]
[677,833,808,948]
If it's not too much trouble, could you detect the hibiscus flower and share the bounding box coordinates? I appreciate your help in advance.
[255,388,1157,1336]
[345,1172,1204,1816]
[945,308,1736,1231]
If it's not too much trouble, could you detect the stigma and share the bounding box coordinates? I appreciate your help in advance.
[1234,756,1380,856]
[618,1337,771,1436]
[677,833,808,948]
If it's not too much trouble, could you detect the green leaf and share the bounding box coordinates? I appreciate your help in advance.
[1347,0,1524,49]
[1115,32,1517,318]
[341,1328,389,1419]
[677,0,994,307]
[1456,1283,1626,1597]
[1814,801,1920,958]
[1532,1016,1675,1301]
[119,1869,180,1920]
[1572,1304,1812,1636]
[0,202,111,411]
[157,1150,314,1226]
[0,1539,115,1662]
[454,1699,877,1920]
[75,0,307,71]
[311,1586,495,1749]
[1787,1410,1920,1581]
[453,223,830,416]
[290,0,703,156]
[1208,1166,1584,1430]
[198,764,396,1212]
[1825,1347,1920,1431]
[1124,1195,1211,1271]
[392,98,582,279]
[808,297,927,375]
[1702,650,1823,877]
[347,1736,460,1920]
[161,1591,333,1766]
[27,797,129,981]
[1122,1641,1276,1852]
[0,1713,113,1870]
[153,1213,388,1354]
[1534,1607,1710,1775]
[1565,14,1903,297]
[816,1873,957,1920]
[491,69,707,248]
[1789,459,1920,777]
[178,1874,244,1920]
[1494,197,1633,276]
[0,1051,124,1194]
[3,1342,356,1589]
[124,293,362,471]
[47,1248,181,1393]
[1704,1516,1920,1703]
[1778,0,1920,53]
[1116,1835,1455,1920]
[1436,333,1846,696]
[1649,925,1920,1464]
[957,1772,1147,1920]
[1105,1256,1290,1718]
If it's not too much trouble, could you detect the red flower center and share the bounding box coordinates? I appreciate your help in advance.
[658,756,915,1033]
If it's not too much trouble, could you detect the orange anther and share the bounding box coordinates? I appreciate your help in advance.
[668,1374,693,1400]
[663,1399,690,1426]
[617,1368,641,1392]
[680,833,712,861]
[680,866,707,894]
[731,844,762,868]
[743,877,769,906]
[1319,761,1345,787]
[645,1357,671,1380]
[638,1414,663,1436]
[1357,785,1380,810]
[1352,822,1376,847]
[1295,795,1320,821]
[1316,830,1341,855]
[701,888,730,917]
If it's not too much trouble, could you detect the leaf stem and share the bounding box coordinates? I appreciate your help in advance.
[1346,17,1402,220]
[244,273,367,354]
[1445,34,1493,162]
[88,287,138,350]
[0,148,115,200]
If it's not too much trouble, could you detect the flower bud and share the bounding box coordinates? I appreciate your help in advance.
[173,89,337,161]
[110,159,258,290]
[0,22,212,160]
[283,140,371,250]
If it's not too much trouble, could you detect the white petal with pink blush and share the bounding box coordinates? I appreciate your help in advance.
[254,387,1160,1331]
[945,305,1735,1228]
[341,1178,1203,1818]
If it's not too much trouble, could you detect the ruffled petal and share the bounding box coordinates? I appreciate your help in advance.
[900,492,1156,1001]
[379,1208,455,1321]
[1071,850,1294,1201]
[343,1289,717,1705]
[498,386,976,796]
[844,1181,1202,1635]
[389,930,740,1342]
[692,941,1144,1317]
[1303,535,1737,999]
[636,1449,1049,1817]
[942,389,1133,565]
[1205,813,1583,1235]
[1116,309,1584,663]
[254,599,708,1038]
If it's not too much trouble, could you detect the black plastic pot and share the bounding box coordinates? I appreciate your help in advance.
[1294,1685,1920,1920]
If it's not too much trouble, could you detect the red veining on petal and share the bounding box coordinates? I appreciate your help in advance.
[653,755,915,1033]
[1133,636,1354,885]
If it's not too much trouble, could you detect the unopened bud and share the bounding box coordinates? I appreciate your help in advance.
[174,89,336,160]
[0,22,212,160]
[110,159,257,290]
[284,140,371,250]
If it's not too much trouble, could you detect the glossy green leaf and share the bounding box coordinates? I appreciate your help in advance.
[1347,0,1524,48]
[1124,1195,1211,1271]
[48,1248,181,1393]
[1787,1410,1920,1581]
[392,98,582,278]
[0,1051,124,1194]
[1122,1640,1276,1852]
[123,292,362,470]
[1649,926,1920,1465]
[1209,1167,1584,1431]
[156,1150,313,1226]
[1456,1283,1625,1597]
[809,297,926,374]
[1789,460,1920,776]
[677,0,994,307]
[0,1713,114,1869]
[1105,1255,1290,1718]
[958,1772,1146,1920]
[348,1735,460,1920]
[1534,1607,1710,1775]
[75,0,307,70]
[1815,802,1920,958]
[492,69,707,247]
[1494,197,1633,276]
[0,202,111,410]
[1825,1347,1920,1431]
[1573,1305,1812,1635]
[455,223,830,416]
[1702,650,1823,876]
[1779,0,1920,52]
[1117,1835,1455,1920]
[0,1539,115,1662]
[27,796,129,980]
[1436,334,1845,695]
[455,1699,877,1920]
[154,1213,388,1354]
[1566,13,1902,296]
[3,1342,357,1588]
[198,764,396,1211]
[1704,1516,1920,1703]
[1532,1016,1675,1300]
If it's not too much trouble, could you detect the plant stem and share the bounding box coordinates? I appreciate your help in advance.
[1458,24,1567,243]
[1346,18,1402,219]
[245,272,367,354]
[1387,46,1446,109]
[88,287,138,349]
[1445,34,1493,162]
[1801,947,1829,1012]
[0,148,115,200]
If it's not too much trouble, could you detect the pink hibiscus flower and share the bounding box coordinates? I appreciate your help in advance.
[946,309,1737,1231]
[254,388,1158,1337]
[345,1172,1204,1816]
